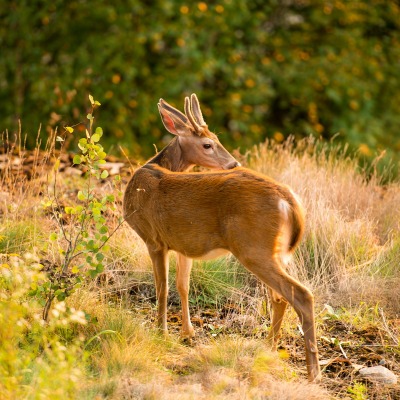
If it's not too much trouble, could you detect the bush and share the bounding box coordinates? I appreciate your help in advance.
[1,1,400,171]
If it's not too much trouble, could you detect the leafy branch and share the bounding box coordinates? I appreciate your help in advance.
[34,95,123,321]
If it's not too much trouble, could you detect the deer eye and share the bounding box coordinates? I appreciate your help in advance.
[203,143,212,149]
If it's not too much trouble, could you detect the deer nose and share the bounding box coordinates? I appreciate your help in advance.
[226,161,241,169]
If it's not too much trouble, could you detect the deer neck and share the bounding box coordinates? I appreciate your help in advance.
[145,137,192,172]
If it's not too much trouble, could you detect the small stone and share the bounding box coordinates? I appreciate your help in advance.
[64,166,83,176]
[359,365,397,385]
[102,162,125,175]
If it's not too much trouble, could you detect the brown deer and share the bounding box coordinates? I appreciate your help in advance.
[123,94,321,383]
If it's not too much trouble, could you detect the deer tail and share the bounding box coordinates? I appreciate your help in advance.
[278,190,305,263]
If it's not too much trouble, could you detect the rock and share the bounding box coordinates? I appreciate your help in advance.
[359,365,397,385]
[101,162,125,175]
[64,166,83,176]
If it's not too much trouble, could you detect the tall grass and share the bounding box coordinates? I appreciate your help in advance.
[1,134,399,399]
[249,137,400,312]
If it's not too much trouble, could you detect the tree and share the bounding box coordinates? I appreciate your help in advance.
[1,0,400,168]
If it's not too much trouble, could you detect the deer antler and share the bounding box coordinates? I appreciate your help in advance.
[184,94,207,135]
[184,96,200,133]
[190,94,206,127]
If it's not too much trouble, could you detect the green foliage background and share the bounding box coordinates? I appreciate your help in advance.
[1,0,400,163]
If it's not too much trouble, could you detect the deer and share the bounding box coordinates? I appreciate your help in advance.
[123,94,321,383]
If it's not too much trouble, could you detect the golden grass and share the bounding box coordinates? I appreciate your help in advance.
[1,135,399,398]
[249,137,400,313]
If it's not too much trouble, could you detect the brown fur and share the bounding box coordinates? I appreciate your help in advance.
[124,165,302,260]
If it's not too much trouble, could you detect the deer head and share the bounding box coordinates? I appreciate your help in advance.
[157,94,240,170]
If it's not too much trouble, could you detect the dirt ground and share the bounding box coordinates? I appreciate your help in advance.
[156,302,400,399]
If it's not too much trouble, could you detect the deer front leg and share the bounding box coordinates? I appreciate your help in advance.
[176,252,195,340]
[148,248,169,335]
[266,287,288,351]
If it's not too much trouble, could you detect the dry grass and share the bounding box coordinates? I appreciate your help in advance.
[1,134,399,399]
[249,137,400,313]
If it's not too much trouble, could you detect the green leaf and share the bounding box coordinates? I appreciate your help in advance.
[49,233,58,241]
[99,225,108,234]
[41,200,53,208]
[88,269,98,278]
[77,191,86,201]
[75,205,84,213]
[96,263,104,273]
[56,291,67,301]
[73,155,81,165]
[94,100,101,106]
[87,113,93,121]
[71,265,80,274]
[100,170,109,179]
[65,126,74,133]
[91,133,100,143]
[95,127,103,136]
[96,253,105,262]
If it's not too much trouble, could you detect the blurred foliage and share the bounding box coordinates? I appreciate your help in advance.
[1,0,400,167]
[0,255,85,398]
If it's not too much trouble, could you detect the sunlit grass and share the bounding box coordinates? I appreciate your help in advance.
[0,219,45,254]
[1,136,399,398]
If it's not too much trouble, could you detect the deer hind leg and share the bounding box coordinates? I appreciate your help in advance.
[266,288,288,351]
[176,253,195,340]
[238,253,321,383]
[148,248,169,335]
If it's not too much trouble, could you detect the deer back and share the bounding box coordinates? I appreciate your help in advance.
[123,165,304,259]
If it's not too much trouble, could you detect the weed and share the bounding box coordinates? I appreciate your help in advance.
[347,382,368,400]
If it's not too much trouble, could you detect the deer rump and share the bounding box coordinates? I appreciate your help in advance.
[124,164,304,262]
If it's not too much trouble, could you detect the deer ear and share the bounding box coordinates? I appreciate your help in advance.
[158,99,193,136]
